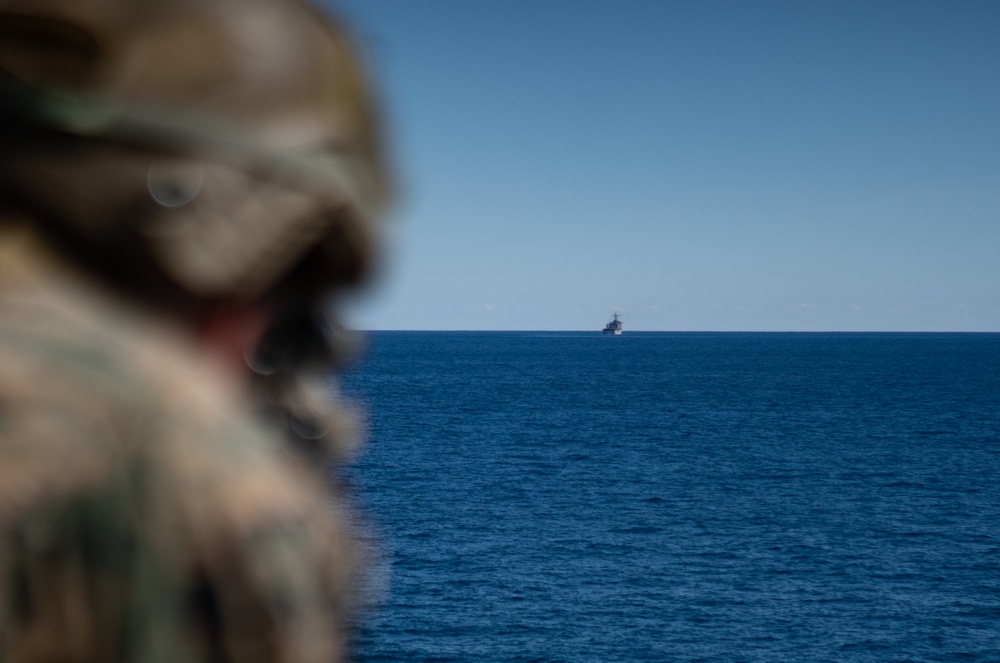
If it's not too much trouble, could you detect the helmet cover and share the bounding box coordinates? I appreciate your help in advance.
[0,0,390,300]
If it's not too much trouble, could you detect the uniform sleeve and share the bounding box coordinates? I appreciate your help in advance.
[0,372,356,663]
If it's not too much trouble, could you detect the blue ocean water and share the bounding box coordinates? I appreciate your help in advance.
[340,332,1000,662]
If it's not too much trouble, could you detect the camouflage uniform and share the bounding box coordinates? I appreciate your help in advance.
[0,234,356,662]
[0,0,389,660]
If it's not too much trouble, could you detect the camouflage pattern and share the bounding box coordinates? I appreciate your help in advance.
[0,229,359,662]
[0,0,388,658]
[0,0,390,302]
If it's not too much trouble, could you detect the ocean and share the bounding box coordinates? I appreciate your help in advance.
[339,332,1000,662]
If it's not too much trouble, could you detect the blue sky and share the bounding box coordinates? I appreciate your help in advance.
[325,0,1000,331]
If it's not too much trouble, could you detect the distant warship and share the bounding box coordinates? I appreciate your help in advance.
[602,313,623,335]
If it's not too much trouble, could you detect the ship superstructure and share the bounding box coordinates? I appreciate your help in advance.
[602,313,623,335]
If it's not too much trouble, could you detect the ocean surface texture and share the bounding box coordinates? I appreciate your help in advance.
[341,332,1000,662]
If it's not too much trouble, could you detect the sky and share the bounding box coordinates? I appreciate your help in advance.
[324,0,1000,332]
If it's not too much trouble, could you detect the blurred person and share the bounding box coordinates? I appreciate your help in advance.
[0,0,389,660]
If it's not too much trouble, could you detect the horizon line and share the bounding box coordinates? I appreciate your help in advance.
[355,329,1000,334]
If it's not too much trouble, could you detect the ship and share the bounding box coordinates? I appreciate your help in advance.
[602,313,623,335]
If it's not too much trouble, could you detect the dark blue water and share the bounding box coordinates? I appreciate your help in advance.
[340,332,1000,662]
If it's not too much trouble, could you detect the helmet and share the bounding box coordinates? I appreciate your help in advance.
[0,0,391,454]
[0,0,390,303]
